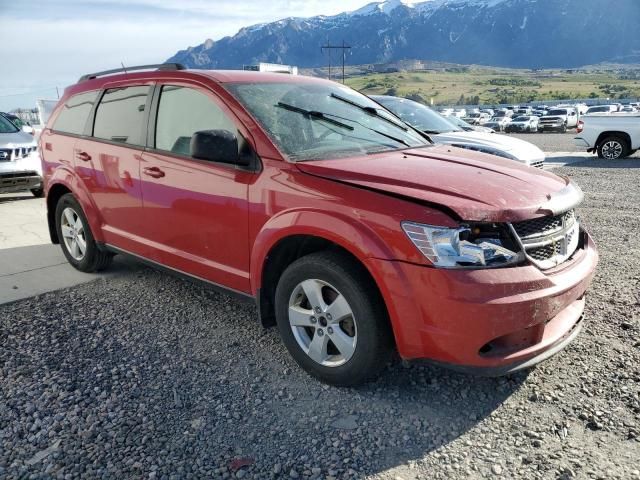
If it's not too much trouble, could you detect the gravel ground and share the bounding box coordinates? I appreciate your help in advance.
[2,159,640,480]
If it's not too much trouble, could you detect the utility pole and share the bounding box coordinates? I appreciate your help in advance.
[321,40,351,83]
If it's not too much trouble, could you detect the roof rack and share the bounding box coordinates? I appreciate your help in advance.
[78,63,186,83]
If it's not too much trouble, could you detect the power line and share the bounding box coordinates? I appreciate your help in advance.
[321,40,351,84]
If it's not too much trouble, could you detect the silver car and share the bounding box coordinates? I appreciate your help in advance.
[0,114,42,196]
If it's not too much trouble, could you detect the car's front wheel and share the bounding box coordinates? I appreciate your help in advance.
[275,251,393,386]
[598,136,630,160]
[55,193,113,272]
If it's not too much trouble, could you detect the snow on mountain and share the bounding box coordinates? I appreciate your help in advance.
[167,0,640,70]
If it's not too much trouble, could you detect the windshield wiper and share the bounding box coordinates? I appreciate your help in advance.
[329,93,408,131]
[365,128,411,148]
[276,102,354,131]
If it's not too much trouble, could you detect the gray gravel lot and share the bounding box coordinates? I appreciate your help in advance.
[2,159,640,480]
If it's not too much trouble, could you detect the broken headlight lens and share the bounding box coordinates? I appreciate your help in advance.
[401,222,523,268]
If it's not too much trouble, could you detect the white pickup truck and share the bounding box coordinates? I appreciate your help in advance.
[575,115,640,159]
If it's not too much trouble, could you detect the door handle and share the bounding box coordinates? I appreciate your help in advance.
[143,166,165,179]
[76,151,91,162]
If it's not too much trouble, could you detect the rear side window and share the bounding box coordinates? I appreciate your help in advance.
[52,91,99,135]
[93,86,150,145]
[154,85,237,156]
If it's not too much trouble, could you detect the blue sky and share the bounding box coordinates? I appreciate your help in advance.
[0,0,370,111]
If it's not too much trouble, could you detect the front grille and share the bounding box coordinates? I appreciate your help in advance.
[513,210,575,240]
[528,243,559,261]
[0,146,36,161]
[510,210,579,269]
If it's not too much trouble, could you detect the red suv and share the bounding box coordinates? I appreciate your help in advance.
[40,64,598,386]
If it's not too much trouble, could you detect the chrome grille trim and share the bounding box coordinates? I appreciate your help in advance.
[509,209,580,270]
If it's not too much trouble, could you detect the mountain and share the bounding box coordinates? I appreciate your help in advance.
[167,0,640,69]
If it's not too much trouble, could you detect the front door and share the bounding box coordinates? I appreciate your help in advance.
[140,84,254,293]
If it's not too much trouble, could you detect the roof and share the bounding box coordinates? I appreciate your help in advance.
[64,67,328,98]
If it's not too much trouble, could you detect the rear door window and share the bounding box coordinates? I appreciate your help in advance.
[52,91,99,135]
[154,85,237,156]
[93,86,150,145]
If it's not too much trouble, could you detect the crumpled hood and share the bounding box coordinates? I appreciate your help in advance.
[432,131,545,163]
[296,144,581,223]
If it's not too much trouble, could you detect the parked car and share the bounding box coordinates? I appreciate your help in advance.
[462,112,491,125]
[0,113,42,196]
[539,107,578,132]
[585,105,618,115]
[1,112,35,135]
[505,115,540,133]
[41,65,597,385]
[371,95,545,168]
[453,108,467,118]
[532,109,548,117]
[445,114,495,133]
[481,109,495,117]
[484,116,511,132]
[515,107,533,116]
[494,109,513,118]
[575,115,639,159]
[621,105,638,113]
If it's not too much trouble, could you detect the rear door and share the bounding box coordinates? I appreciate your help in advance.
[74,84,152,256]
[139,83,255,292]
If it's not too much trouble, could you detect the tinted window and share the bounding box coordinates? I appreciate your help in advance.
[93,86,150,145]
[155,85,237,155]
[52,91,99,135]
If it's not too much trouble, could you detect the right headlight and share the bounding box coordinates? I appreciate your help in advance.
[401,222,524,268]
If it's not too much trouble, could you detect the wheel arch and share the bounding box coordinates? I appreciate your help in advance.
[252,211,395,329]
[46,171,105,245]
[596,131,632,150]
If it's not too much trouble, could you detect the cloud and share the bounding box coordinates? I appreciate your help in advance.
[0,0,369,110]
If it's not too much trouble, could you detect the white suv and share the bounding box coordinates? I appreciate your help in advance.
[0,114,42,196]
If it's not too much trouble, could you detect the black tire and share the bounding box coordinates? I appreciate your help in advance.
[275,251,393,386]
[597,136,630,160]
[30,187,44,198]
[55,193,113,272]
[560,123,567,133]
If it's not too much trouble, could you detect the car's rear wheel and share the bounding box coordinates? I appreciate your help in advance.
[30,187,44,198]
[597,136,630,160]
[55,193,113,272]
[275,251,393,386]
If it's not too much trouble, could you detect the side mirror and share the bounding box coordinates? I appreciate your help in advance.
[190,130,239,165]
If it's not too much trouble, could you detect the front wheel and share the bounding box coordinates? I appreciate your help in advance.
[30,187,44,198]
[275,251,393,386]
[55,193,113,272]
[597,136,630,160]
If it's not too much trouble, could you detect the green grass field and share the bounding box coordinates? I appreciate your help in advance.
[343,65,640,105]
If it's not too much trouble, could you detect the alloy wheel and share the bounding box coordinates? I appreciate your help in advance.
[288,279,357,367]
[60,207,87,261]
[602,141,623,159]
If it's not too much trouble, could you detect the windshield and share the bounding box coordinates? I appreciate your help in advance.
[513,116,531,122]
[372,96,462,134]
[548,109,567,116]
[226,82,427,161]
[587,107,607,113]
[0,115,19,133]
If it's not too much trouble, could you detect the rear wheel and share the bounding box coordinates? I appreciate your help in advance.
[275,251,393,386]
[597,136,630,160]
[55,193,113,272]
[30,187,44,198]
